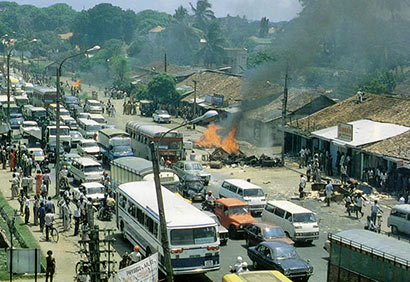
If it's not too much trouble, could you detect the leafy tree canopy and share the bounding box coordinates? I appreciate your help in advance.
[147,73,180,105]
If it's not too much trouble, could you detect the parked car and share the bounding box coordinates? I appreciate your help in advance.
[77,139,101,159]
[28,147,45,162]
[153,110,171,123]
[245,223,294,248]
[73,182,105,206]
[10,113,24,129]
[173,161,211,185]
[70,131,84,148]
[387,204,410,235]
[214,198,256,239]
[248,241,313,281]
[177,174,205,202]
[203,211,229,246]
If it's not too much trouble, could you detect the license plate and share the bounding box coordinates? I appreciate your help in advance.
[204,260,213,267]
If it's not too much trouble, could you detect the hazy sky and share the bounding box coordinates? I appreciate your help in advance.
[12,0,302,22]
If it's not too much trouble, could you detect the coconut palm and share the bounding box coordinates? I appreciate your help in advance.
[190,0,215,30]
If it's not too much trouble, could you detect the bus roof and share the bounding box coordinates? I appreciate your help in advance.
[330,229,410,264]
[78,118,100,125]
[118,181,216,228]
[126,121,182,138]
[111,156,174,176]
[99,128,129,137]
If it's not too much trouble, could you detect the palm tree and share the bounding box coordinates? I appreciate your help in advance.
[174,5,188,23]
[190,0,215,30]
[197,21,225,67]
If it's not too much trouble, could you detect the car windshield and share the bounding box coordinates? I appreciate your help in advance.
[293,213,317,223]
[273,246,298,260]
[87,187,103,195]
[263,227,286,239]
[170,227,216,246]
[88,101,101,106]
[157,110,168,115]
[23,122,37,127]
[84,166,102,173]
[244,189,264,197]
[187,181,203,191]
[185,163,202,170]
[230,206,249,215]
[88,125,101,131]
[50,128,69,135]
[32,150,44,157]
[71,132,82,138]
[83,142,97,147]
[11,113,23,118]
[113,146,132,153]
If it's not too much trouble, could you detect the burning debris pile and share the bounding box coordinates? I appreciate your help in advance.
[195,124,282,167]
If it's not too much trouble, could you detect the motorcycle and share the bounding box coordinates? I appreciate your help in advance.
[98,205,113,221]
[201,200,215,212]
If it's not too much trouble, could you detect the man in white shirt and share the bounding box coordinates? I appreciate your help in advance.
[299,174,307,199]
[370,200,382,224]
[325,180,333,207]
[45,212,55,241]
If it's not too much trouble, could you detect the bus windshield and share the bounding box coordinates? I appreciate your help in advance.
[170,227,216,246]
[84,166,102,173]
[158,140,182,150]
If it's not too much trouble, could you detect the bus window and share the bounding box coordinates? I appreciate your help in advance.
[153,222,159,238]
[137,207,144,224]
[128,202,136,217]
[120,194,127,209]
[146,216,154,234]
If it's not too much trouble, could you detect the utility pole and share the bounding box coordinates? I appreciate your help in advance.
[193,80,197,130]
[281,65,289,165]
[164,53,167,73]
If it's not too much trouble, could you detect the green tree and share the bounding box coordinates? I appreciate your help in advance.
[259,17,269,38]
[197,21,225,67]
[190,0,215,30]
[248,49,276,68]
[110,56,129,82]
[358,69,396,94]
[174,5,189,23]
[147,73,180,105]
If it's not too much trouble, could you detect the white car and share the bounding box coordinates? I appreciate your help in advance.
[73,182,105,205]
[28,147,45,162]
[153,110,171,123]
[19,121,41,139]
[77,139,101,159]
[85,100,103,114]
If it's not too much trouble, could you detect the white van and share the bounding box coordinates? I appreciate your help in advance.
[88,114,106,124]
[262,200,319,243]
[387,204,410,235]
[78,118,102,139]
[70,157,104,184]
[219,179,266,214]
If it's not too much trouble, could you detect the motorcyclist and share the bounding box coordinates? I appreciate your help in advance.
[99,194,115,220]
[203,191,216,211]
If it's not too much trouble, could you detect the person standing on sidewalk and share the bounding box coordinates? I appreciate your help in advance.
[33,195,39,225]
[299,174,306,199]
[45,250,56,282]
[73,203,81,236]
[9,173,19,200]
[38,202,46,233]
[325,180,333,207]
[44,211,55,241]
[24,195,30,224]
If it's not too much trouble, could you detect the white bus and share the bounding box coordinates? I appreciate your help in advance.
[125,122,184,163]
[116,181,220,275]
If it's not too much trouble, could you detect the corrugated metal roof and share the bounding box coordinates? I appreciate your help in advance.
[332,229,410,263]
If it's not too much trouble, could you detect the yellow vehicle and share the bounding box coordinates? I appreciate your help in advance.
[223,270,293,282]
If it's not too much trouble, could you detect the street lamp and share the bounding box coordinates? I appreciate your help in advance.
[55,45,100,196]
[6,38,37,144]
[150,110,218,282]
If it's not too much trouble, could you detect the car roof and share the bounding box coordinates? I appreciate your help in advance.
[80,182,104,189]
[75,157,100,166]
[87,99,100,103]
[261,241,293,249]
[216,198,248,206]
[224,179,263,189]
[250,222,281,229]
[266,200,314,214]
[80,139,97,144]
[392,204,410,212]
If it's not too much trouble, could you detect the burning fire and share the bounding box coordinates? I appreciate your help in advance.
[73,79,81,89]
[195,124,239,154]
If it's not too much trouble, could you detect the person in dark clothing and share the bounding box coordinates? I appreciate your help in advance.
[38,202,46,233]
[45,250,56,282]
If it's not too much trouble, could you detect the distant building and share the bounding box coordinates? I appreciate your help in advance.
[223,48,248,74]
[148,26,165,42]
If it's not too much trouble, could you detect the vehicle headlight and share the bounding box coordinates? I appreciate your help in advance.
[239,225,243,229]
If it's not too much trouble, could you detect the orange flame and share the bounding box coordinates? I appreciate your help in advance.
[73,79,81,89]
[195,123,239,154]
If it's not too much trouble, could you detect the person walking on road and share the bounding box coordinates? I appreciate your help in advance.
[38,202,46,233]
[24,195,30,224]
[354,193,364,218]
[44,211,55,241]
[325,180,333,207]
[46,197,55,213]
[299,174,306,199]
[73,203,81,236]
[9,173,19,200]
[45,250,56,282]
[370,200,383,224]
[33,195,40,225]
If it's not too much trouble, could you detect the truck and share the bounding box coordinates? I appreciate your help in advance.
[97,128,133,164]
[327,229,410,282]
[139,100,154,117]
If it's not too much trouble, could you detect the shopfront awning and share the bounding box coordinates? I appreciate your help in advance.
[311,119,410,148]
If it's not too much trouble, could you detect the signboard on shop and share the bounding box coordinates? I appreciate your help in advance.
[337,123,353,142]
[114,253,158,282]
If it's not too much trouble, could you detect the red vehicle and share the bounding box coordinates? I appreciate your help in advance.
[214,198,256,239]
[244,223,294,248]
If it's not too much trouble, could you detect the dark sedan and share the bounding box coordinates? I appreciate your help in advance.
[10,113,24,129]
[245,223,294,247]
[248,241,313,282]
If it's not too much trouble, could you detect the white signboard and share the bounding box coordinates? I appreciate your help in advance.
[7,249,41,273]
[114,253,159,282]
[337,123,353,142]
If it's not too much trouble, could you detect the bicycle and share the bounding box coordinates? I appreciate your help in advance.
[50,223,59,243]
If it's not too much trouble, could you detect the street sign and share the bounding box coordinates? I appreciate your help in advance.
[337,123,353,142]
[114,253,159,282]
[7,248,41,273]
